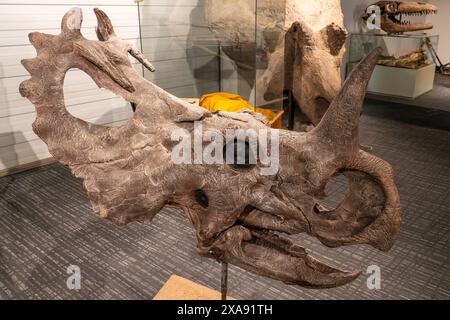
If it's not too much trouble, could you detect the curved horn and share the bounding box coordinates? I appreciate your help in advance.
[129,45,156,72]
[311,47,382,151]
[298,48,401,252]
[93,8,155,72]
[303,150,402,252]
[94,7,116,41]
[61,7,83,37]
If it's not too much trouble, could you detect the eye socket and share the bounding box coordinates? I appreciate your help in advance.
[195,189,209,208]
[387,3,397,12]
[223,138,257,170]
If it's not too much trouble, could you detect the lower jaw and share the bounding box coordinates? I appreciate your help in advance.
[202,225,361,288]
[387,22,433,33]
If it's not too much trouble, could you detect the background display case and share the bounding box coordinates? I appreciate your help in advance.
[137,0,285,121]
[136,0,220,100]
[347,33,439,98]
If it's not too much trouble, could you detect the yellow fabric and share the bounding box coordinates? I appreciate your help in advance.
[199,92,276,122]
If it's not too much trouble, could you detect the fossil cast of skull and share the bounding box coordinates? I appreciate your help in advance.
[20,8,401,288]
[363,1,438,35]
[204,0,347,125]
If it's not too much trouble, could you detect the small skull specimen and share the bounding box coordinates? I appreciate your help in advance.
[204,0,348,125]
[363,1,438,35]
[20,8,401,288]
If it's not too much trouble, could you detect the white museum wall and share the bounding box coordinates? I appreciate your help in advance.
[340,0,373,34]
[0,0,219,174]
[426,0,450,64]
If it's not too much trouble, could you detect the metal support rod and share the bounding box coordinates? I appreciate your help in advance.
[218,42,222,92]
[221,262,228,300]
[287,90,295,130]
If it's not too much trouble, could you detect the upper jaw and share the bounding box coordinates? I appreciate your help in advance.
[396,2,438,15]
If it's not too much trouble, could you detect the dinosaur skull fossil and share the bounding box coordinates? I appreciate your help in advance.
[20,8,401,288]
[364,1,438,34]
[204,0,347,125]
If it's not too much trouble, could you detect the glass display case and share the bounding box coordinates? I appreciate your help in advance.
[347,33,439,98]
[136,0,220,100]
[348,33,439,70]
[136,0,285,127]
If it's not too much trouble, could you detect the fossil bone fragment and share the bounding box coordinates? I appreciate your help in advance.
[20,8,401,289]
[204,0,347,125]
[363,1,438,35]
[378,49,428,69]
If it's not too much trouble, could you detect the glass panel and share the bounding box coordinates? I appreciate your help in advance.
[348,33,439,68]
[137,0,221,99]
[136,0,286,126]
[253,0,287,111]
[212,0,258,105]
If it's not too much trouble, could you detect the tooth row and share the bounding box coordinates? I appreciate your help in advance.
[404,10,437,16]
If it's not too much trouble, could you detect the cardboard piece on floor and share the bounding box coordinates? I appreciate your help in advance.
[153,274,235,300]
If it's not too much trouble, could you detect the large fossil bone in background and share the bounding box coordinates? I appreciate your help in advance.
[20,8,401,288]
[204,0,347,125]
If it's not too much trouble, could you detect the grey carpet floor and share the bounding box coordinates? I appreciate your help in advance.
[0,108,449,300]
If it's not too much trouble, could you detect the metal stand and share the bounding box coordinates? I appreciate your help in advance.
[221,262,228,300]
[286,90,295,130]
[284,24,298,131]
